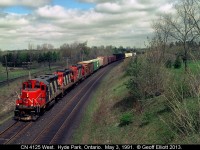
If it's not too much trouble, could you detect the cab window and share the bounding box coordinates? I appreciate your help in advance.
[41,85,45,91]
[28,82,32,88]
[23,84,26,89]
[35,82,40,88]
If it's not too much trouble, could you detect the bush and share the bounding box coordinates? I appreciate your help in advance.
[164,74,200,136]
[119,112,133,127]
[140,112,154,126]
[173,56,182,69]
[126,54,167,101]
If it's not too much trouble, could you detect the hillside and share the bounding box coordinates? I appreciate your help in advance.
[72,57,200,144]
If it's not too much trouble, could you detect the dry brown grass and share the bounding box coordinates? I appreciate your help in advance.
[0,79,23,117]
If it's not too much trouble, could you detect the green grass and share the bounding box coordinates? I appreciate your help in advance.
[165,60,200,143]
[0,65,60,81]
[170,60,200,75]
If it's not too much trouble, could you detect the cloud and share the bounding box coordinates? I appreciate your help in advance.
[33,3,157,48]
[0,0,175,50]
[95,0,174,14]
[0,13,29,28]
[0,0,52,8]
[78,0,116,3]
[36,5,67,19]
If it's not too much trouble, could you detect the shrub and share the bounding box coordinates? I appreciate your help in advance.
[126,54,167,101]
[119,112,133,127]
[164,74,200,136]
[173,56,182,69]
[141,112,154,126]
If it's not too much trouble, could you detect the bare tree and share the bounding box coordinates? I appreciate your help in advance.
[185,0,200,36]
[161,0,198,72]
[152,16,171,63]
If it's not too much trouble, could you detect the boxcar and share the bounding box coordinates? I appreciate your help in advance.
[125,53,133,58]
[97,56,108,67]
[108,55,116,64]
[97,57,104,68]
[78,61,94,77]
[88,59,100,72]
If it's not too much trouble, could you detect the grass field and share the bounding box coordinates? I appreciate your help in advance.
[0,64,60,82]
[170,60,200,75]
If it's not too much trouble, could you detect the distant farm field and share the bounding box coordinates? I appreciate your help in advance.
[0,64,61,82]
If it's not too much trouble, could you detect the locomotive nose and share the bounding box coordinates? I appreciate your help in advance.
[21,90,38,107]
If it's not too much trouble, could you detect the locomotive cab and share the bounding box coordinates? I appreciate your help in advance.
[14,80,47,121]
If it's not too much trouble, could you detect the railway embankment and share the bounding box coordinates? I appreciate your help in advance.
[72,57,200,144]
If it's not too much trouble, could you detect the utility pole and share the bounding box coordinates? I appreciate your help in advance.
[66,57,68,68]
[29,71,31,80]
[5,56,9,86]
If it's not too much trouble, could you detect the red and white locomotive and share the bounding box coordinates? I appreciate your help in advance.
[14,53,126,121]
[15,74,60,120]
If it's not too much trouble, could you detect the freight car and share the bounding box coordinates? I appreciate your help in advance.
[78,61,94,77]
[89,59,100,72]
[14,53,126,121]
[97,56,108,67]
[125,52,133,58]
[113,53,125,60]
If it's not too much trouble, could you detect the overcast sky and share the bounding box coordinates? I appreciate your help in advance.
[0,0,174,50]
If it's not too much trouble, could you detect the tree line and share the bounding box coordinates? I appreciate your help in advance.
[0,50,60,68]
[0,42,135,68]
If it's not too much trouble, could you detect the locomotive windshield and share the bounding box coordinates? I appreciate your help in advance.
[23,80,41,89]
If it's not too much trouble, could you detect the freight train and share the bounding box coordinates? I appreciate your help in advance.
[14,53,130,121]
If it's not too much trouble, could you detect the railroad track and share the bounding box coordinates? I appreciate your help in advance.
[0,61,122,144]
[0,121,32,144]
[31,64,110,144]
[49,69,106,144]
